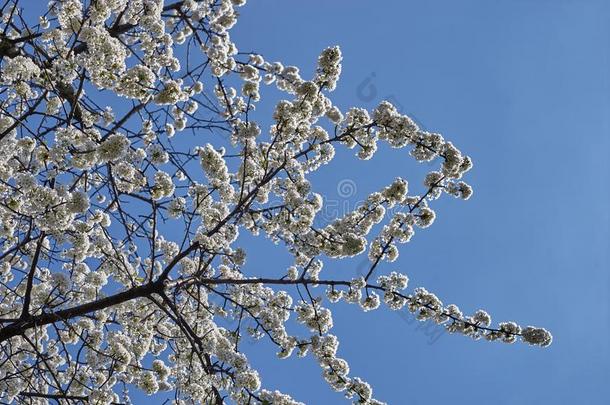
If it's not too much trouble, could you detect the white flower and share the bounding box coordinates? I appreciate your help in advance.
[315,46,342,91]
[287,266,299,280]
[521,326,553,347]
[165,123,176,137]
[351,277,366,290]
[340,234,366,257]
[68,191,90,213]
[326,288,343,303]
[242,81,260,100]
[234,369,261,391]
[382,178,408,204]
[168,197,186,218]
[97,133,130,163]
[198,144,231,184]
[3,56,40,82]
[416,207,436,228]
[139,371,159,395]
[155,80,188,105]
[39,16,50,29]
[447,180,473,200]
[152,171,175,200]
[78,26,127,89]
[378,272,409,291]
[326,106,344,124]
[117,65,156,100]
[148,144,169,164]
[360,292,380,311]
[152,359,171,380]
[498,322,522,343]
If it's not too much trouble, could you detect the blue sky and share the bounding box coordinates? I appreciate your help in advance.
[228,1,610,404]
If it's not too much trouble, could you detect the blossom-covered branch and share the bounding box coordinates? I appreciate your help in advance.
[0,0,551,404]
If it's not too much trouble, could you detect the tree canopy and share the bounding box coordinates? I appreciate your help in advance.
[0,1,551,404]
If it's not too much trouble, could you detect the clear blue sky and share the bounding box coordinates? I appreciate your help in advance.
[228,1,610,404]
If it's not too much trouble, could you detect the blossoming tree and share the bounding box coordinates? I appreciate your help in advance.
[0,0,552,403]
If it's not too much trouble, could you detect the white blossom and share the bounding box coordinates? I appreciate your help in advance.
[152,171,175,200]
[97,133,130,163]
